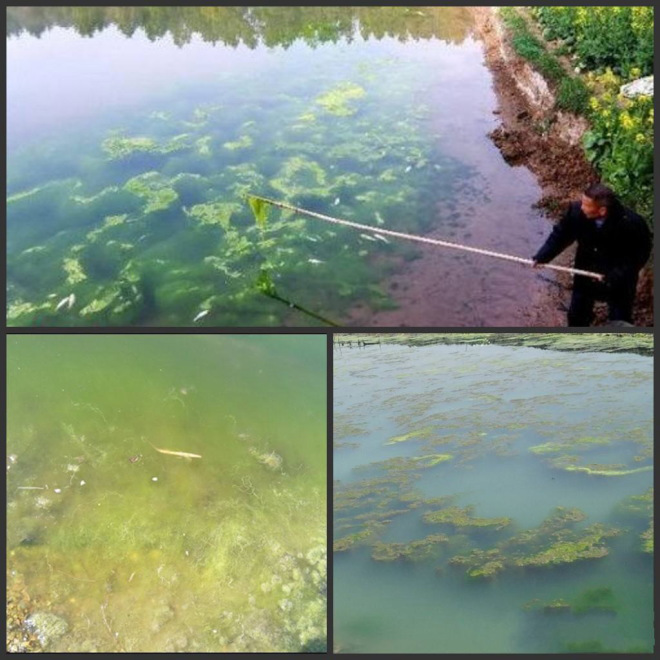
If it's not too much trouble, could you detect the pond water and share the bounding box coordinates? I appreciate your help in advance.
[6,334,326,652]
[7,6,551,327]
[334,340,653,654]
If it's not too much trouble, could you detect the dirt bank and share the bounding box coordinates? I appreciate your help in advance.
[470,7,653,327]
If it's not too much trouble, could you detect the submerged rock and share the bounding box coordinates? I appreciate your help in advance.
[25,612,69,648]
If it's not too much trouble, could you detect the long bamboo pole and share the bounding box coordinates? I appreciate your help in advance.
[249,195,604,282]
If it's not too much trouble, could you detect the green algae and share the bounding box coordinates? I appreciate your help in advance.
[124,172,179,214]
[449,549,506,579]
[223,134,253,151]
[411,454,453,467]
[562,465,653,477]
[315,82,366,116]
[102,136,159,158]
[423,505,511,530]
[102,134,193,159]
[386,426,434,445]
[513,524,621,567]
[614,488,653,554]
[524,587,618,616]
[529,436,610,454]
[447,508,620,578]
[371,534,448,562]
[62,257,87,285]
[572,587,617,614]
[7,334,326,652]
[86,214,128,242]
[269,156,330,200]
[185,202,241,229]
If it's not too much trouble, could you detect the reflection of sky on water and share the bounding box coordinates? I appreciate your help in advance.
[7,27,272,150]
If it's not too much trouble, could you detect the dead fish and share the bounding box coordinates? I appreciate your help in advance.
[359,233,377,242]
[307,258,324,264]
[149,442,201,459]
[193,309,209,323]
[128,454,142,463]
[373,234,390,244]
[333,197,341,206]
[55,293,75,311]
[404,165,412,173]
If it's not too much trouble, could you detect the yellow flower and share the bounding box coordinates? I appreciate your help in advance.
[589,98,600,112]
[629,67,642,79]
[619,112,635,131]
[635,133,646,144]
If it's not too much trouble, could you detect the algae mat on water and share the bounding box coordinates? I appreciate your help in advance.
[333,337,653,654]
[7,335,327,653]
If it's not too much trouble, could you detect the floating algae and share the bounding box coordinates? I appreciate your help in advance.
[315,82,366,116]
[371,534,448,562]
[423,505,511,530]
[334,340,652,652]
[385,426,434,445]
[123,172,179,214]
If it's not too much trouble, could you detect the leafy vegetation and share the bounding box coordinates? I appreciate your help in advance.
[505,6,654,224]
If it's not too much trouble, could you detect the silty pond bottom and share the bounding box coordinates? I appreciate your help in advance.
[7,335,326,652]
[333,340,653,654]
[8,6,552,327]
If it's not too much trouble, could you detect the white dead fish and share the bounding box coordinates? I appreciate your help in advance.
[55,293,75,311]
[373,233,390,244]
[307,258,324,265]
[404,165,412,173]
[333,197,341,206]
[306,236,319,242]
[374,212,385,226]
[149,441,202,459]
[193,309,209,322]
[359,233,377,242]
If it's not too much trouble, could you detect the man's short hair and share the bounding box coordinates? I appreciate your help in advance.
[583,182,620,210]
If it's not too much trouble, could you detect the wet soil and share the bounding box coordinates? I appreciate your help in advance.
[348,7,652,328]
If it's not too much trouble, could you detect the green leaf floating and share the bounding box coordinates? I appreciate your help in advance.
[247,195,269,229]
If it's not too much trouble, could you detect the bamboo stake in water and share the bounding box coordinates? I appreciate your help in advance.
[249,195,604,282]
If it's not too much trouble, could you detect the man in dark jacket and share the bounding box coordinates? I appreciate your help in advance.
[532,183,652,326]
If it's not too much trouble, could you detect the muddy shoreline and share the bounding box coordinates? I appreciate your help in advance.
[471,7,652,327]
[348,7,652,328]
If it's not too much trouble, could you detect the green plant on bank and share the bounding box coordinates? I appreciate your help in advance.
[499,7,589,115]
[532,7,653,78]
[582,69,653,222]
[501,7,654,228]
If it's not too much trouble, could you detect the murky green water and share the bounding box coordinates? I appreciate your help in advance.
[334,340,653,654]
[7,334,326,652]
[7,7,550,327]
